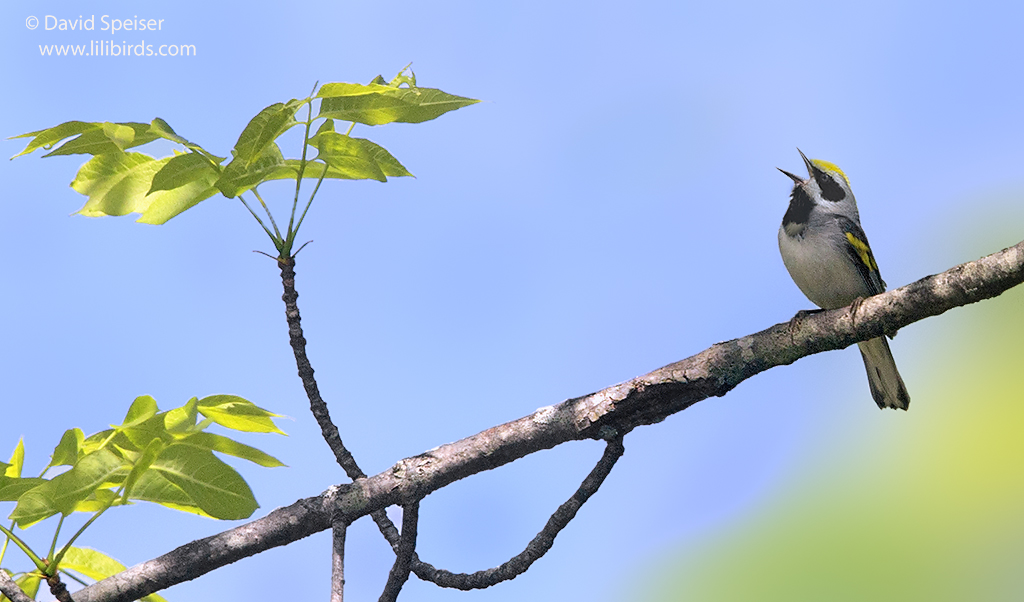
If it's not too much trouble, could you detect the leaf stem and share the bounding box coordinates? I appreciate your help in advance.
[294,164,328,236]
[0,519,13,565]
[51,486,123,571]
[46,515,65,566]
[250,188,282,240]
[238,194,279,250]
[0,524,47,574]
[285,99,316,257]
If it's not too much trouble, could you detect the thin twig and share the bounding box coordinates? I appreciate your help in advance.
[379,502,420,602]
[277,257,365,476]
[411,436,625,589]
[277,257,408,551]
[331,518,347,602]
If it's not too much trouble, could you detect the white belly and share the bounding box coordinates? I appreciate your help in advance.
[778,225,872,310]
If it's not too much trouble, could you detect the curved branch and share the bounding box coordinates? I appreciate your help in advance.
[73,240,1024,602]
[411,436,625,590]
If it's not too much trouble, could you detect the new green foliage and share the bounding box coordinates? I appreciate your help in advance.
[0,394,284,598]
[4,394,283,528]
[11,66,478,241]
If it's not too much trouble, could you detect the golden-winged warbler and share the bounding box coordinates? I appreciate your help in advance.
[778,149,910,410]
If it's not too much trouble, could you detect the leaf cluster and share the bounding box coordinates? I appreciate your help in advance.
[0,394,284,598]
[1,395,284,528]
[9,66,479,258]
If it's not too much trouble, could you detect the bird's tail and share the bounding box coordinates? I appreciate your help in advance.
[857,337,910,410]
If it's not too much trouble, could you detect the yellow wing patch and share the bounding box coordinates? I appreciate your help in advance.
[845,231,878,271]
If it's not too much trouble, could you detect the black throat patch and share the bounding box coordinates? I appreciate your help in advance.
[782,186,813,229]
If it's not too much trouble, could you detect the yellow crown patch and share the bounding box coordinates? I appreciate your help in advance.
[809,158,850,186]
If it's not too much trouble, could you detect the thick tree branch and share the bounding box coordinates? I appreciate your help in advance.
[73,240,1024,602]
[0,571,35,602]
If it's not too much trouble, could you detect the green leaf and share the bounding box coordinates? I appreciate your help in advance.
[216,142,286,198]
[50,429,85,467]
[148,152,219,194]
[230,99,303,166]
[183,432,286,468]
[10,449,127,527]
[128,469,211,517]
[122,438,164,498]
[70,487,125,513]
[147,119,226,166]
[197,395,286,434]
[149,444,258,520]
[260,160,364,184]
[312,135,384,181]
[10,121,99,158]
[44,122,157,157]
[58,546,170,602]
[10,119,216,163]
[387,63,417,88]
[164,397,199,433]
[112,430,149,454]
[121,395,159,427]
[317,82,479,125]
[307,132,412,181]
[138,180,219,225]
[81,429,115,454]
[6,438,25,477]
[17,573,42,600]
[102,123,136,149]
[71,152,220,224]
[58,546,121,580]
[147,117,191,146]
[0,476,47,502]
[354,138,412,177]
[72,152,158,213]
[315,118,336,137]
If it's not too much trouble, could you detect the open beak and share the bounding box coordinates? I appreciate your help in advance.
[778,148,814,183]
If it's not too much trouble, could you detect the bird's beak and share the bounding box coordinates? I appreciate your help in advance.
[777,167,804,183]
[796,148,814,177]
[778,148,814,183]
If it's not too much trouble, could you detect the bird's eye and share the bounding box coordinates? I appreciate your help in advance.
[814,169,846,202]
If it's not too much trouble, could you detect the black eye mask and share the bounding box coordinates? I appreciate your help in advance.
[812,166,847,203]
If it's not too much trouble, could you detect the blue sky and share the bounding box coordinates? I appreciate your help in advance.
[2,1,1023,601]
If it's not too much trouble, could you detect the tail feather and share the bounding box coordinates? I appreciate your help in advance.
[857,337,910,410]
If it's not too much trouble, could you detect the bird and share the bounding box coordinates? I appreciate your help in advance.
[777,149,910,410]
